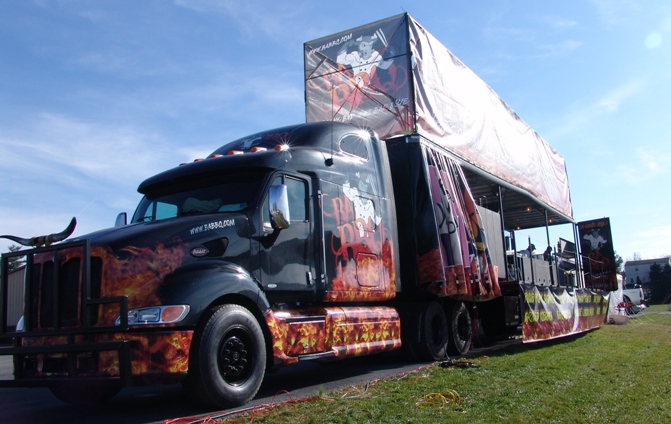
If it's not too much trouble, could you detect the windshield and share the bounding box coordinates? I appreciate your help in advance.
[131,172,264,223]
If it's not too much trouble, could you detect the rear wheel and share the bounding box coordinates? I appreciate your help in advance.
[447,301,472,355]
[186,304,266,408]
[413,301,449,361]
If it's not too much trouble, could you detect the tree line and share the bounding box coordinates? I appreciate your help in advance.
[1,245,25,273]
[647,262,671,304]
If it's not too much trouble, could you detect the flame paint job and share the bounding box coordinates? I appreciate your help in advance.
[265,306,401,367]
[321,179,397,302]
[91,242,188,326]
[21,331,193,377]
[31,240,188,328]
[21,238,195,379]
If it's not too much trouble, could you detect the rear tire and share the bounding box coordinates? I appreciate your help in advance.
[186,304,266,408]
[447,301,472,355]
[414,301,449,361]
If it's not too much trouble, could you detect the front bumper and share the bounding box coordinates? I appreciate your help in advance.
[0,330,193,388]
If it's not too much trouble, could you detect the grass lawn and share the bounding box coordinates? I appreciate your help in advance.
[225,310,671,423]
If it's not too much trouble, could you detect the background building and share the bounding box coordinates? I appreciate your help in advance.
[624,257,671,301]
[625,257,671,284]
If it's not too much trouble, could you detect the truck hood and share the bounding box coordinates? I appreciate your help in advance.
[69,213,250,256]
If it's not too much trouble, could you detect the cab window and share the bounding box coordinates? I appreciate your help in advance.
[339,133,369,160]
[263,175,307,226]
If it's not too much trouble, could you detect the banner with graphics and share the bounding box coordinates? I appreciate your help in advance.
[422,145,501,299]
[522,283,608,342]
[578,218,618,291]
[304,13,573,221]
[304,14,413,138]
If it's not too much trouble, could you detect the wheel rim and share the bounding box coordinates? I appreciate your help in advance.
[457,311,470,342]
[218,327,255,385]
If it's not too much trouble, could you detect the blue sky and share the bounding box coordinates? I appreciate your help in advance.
[1,0,670,261]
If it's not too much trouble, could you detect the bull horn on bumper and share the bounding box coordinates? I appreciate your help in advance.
[0,217,77,248]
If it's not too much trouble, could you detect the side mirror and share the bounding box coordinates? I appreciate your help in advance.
[268,185,290,230]
[115,212,127,227]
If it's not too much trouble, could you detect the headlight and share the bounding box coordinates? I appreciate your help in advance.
[115,305,190,326]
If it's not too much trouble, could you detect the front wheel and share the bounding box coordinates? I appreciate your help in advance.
[186,304,266,408]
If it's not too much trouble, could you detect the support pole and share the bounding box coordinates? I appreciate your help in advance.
[544,210,556,286]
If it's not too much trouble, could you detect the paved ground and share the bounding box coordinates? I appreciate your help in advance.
[0,338,526,423]
[0,349,440,423]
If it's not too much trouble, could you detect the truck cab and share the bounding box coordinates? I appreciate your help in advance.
[0,122,402,408]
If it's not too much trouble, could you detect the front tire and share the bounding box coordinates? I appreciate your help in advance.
[187,304,266,408]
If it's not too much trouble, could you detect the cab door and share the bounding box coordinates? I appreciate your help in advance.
[258,174,317,295]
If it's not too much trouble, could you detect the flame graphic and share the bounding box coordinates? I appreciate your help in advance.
[266,306,401,367]
[21,331,193,377]
[92,241,188,325]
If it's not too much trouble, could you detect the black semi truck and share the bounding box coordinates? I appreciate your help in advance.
[0,14,610,408]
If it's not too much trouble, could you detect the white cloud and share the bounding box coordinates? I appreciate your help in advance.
[590,0,640,27]
[536,39,583,58]
[483,13,583,62]
[545,81,643,141]
[633,145,671,174]
[531,14,578,30]
[629,222,671,259]
[76,8,107,23]
[613,145,671,187]
[0,113,182,253]
[179,67,304,111]
[1,113,174,185]
[551,18,578,29]
[71,50,172,77]
[173,0,307,38]
[595,82,642,112]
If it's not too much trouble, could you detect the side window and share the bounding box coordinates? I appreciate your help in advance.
[263,175,307,225]
[138,201,178,221]
[340,134,369,160]
[285,177,307,221]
